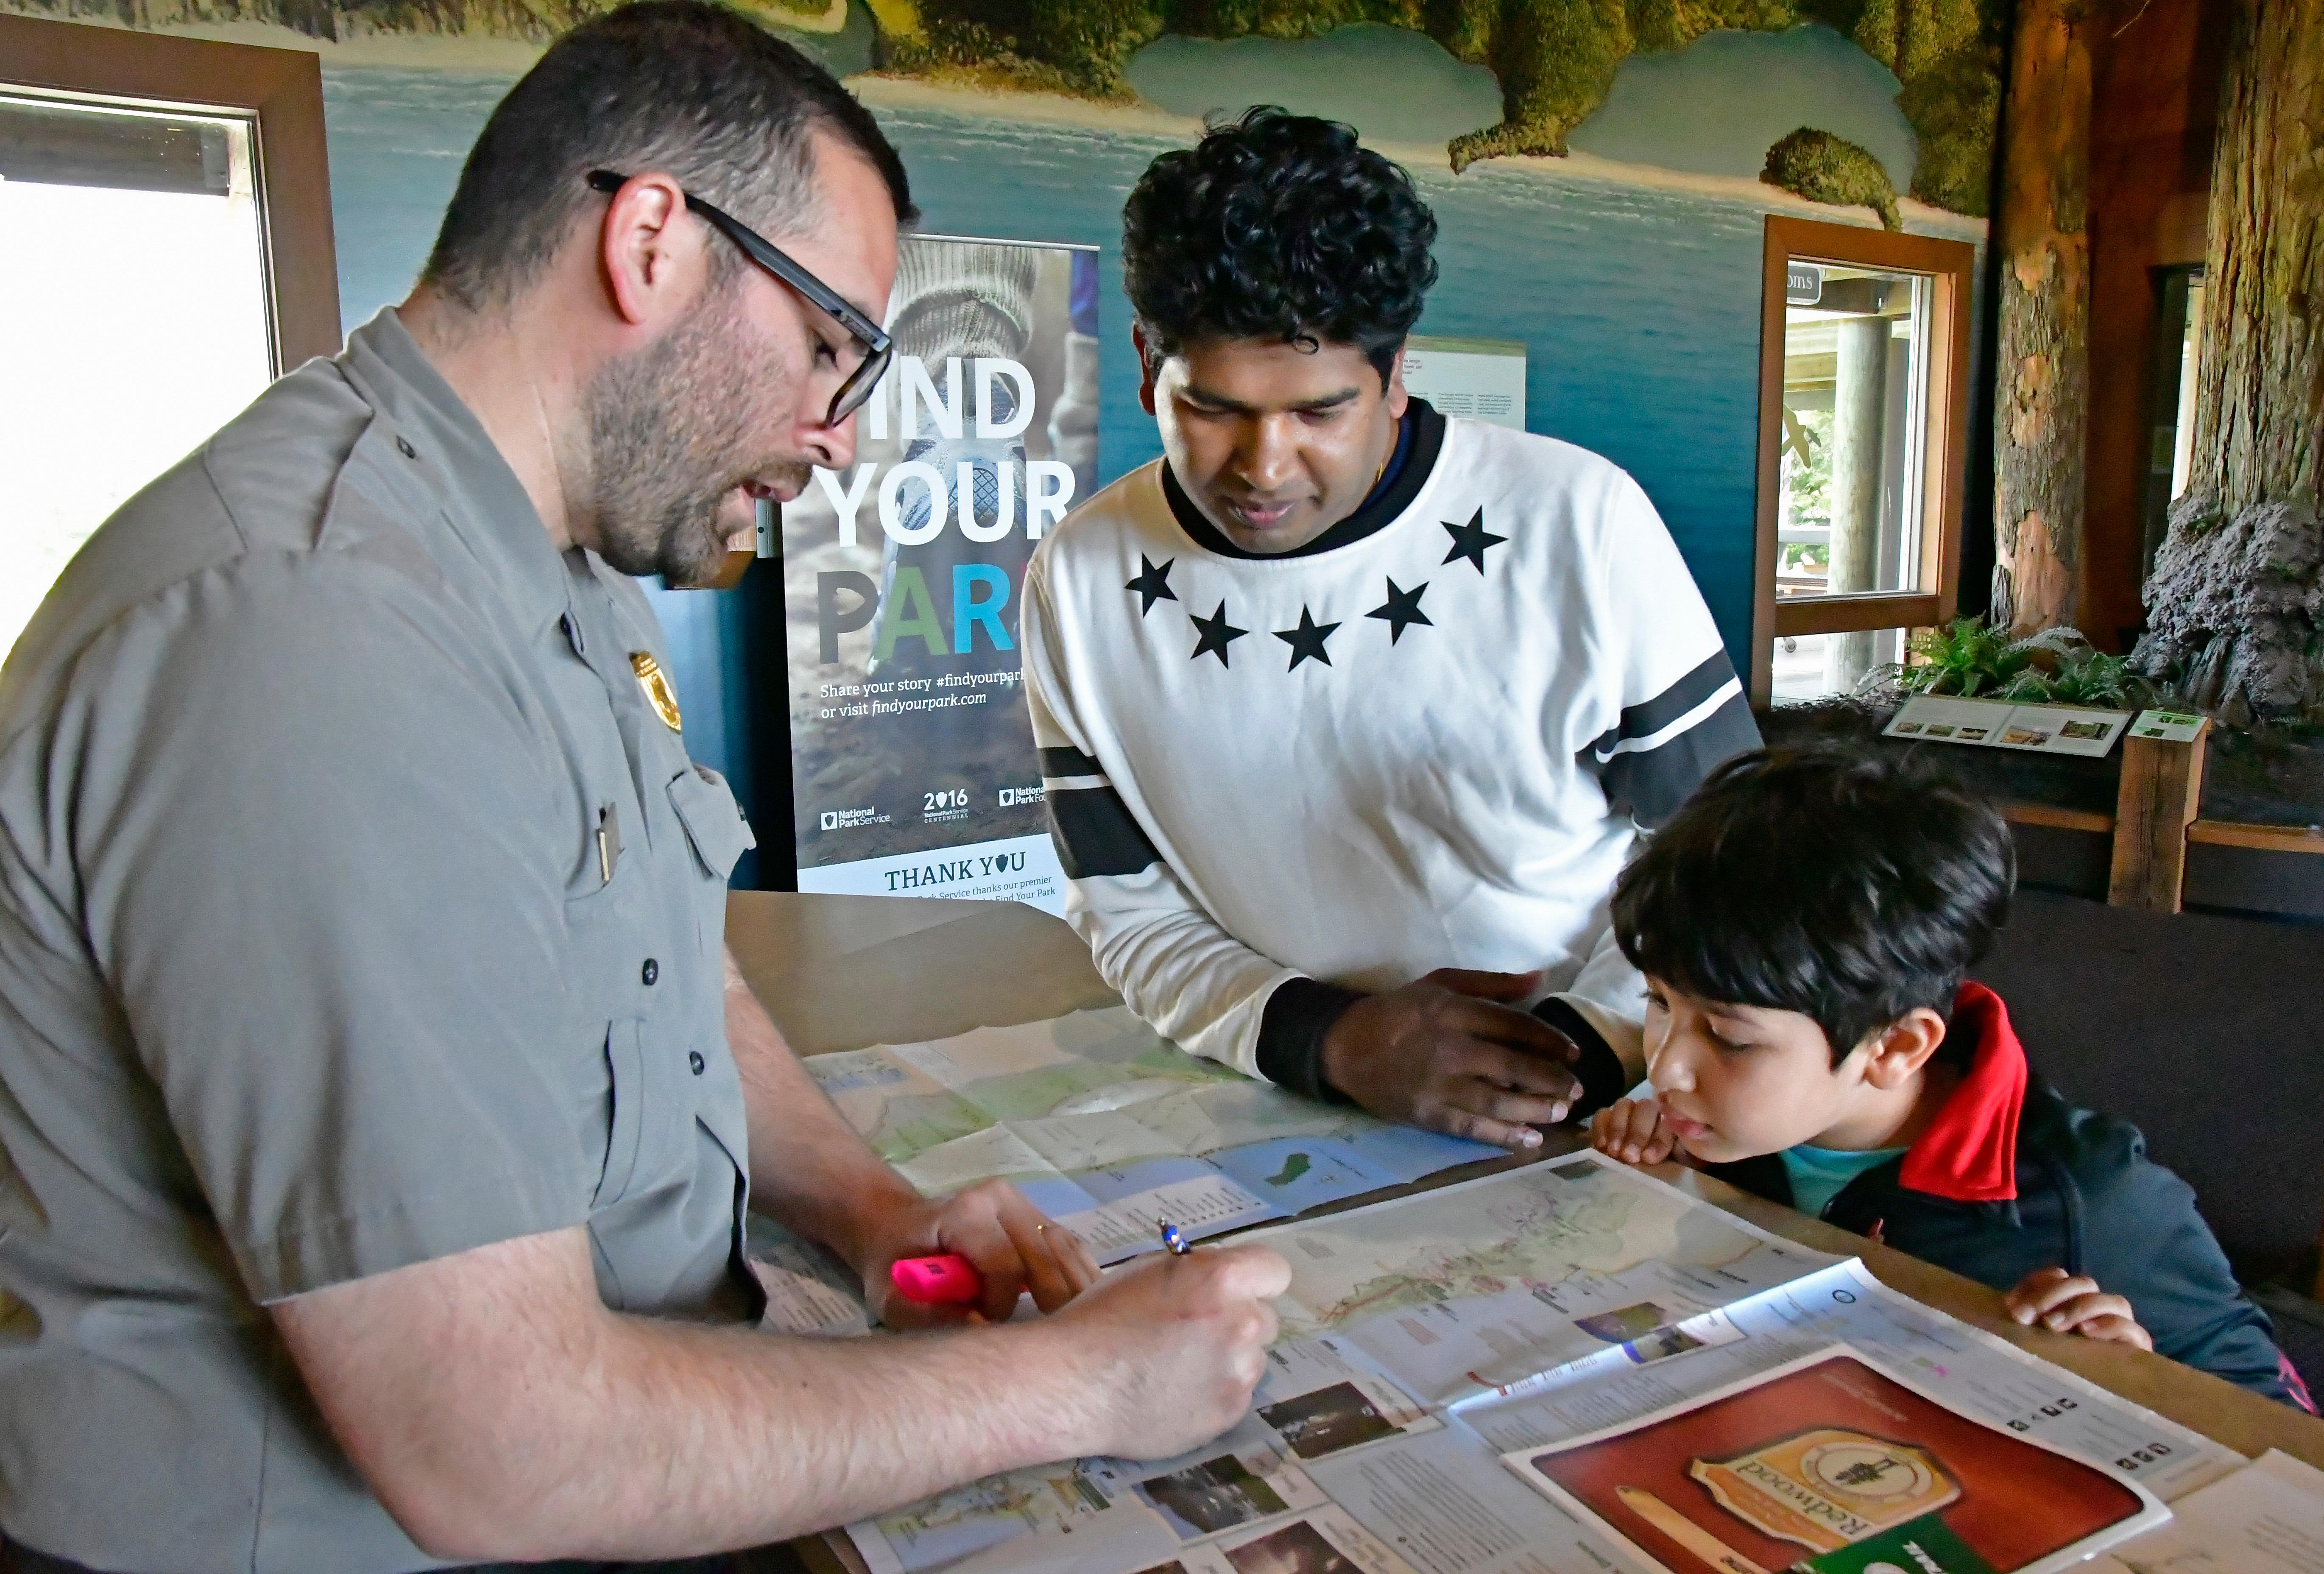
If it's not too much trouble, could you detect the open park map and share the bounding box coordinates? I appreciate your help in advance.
[748,1010,2248,1574]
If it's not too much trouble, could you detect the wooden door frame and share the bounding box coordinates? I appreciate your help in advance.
[0,14,340,370]
[1752,216,1976,706]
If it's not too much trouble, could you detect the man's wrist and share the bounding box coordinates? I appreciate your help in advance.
[1256,977,1366,1104]
[1533,997,1628,1119]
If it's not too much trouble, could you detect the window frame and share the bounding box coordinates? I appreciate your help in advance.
[1752,216,1975,706]
[0,14,340,372]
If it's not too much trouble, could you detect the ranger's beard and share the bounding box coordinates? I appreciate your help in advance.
[578,280,811,583]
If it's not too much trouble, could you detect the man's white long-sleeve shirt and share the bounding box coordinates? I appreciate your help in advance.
[1021,400,1757,1092]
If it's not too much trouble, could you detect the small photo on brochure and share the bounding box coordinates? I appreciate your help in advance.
[1133,1449,1324,1541]
[1257,1381,1401,1460]
[1217,1508,1417,1574]
[1501,1345,2165,1574]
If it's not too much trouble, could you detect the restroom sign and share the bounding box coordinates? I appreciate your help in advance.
[1786,261,1824,305]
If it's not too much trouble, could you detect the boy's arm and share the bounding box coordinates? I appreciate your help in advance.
[2089,1161,2308,1409]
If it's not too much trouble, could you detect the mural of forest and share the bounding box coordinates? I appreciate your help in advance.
[14,0,2002,220]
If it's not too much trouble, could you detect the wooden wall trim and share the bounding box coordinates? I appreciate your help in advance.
[0,14,341,368]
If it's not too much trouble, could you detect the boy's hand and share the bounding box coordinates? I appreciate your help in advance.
[2006,1267,2154,1351]
[1590,1097,1678,1166]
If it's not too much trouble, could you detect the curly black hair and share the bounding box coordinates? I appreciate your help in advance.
[1611,744,2017,1064]
[1122,107,1439,382]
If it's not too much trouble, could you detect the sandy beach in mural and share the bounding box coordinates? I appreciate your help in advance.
[11,7,1982,243]
[848,75,1986,242]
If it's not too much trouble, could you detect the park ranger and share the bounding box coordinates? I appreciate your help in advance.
[0,6,1286,1572]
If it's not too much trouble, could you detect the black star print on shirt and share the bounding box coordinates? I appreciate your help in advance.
[1365,578,1432,643]
[1274,607,1342,670]
[1442,508,1508,573]
[1125,555,1178,615]
[1189,600,1248,666]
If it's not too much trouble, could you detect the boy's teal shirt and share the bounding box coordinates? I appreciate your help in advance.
[1781,1142,1907,1220]
[1706,984,2311,1412]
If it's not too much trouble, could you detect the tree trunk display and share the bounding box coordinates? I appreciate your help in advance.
[2133,0,2324,722]
[1992,0,2092,635]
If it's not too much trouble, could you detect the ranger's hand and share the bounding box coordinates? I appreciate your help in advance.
[858,1179,1102,1329]
[1320,968,1581,1148]
[1040,1243,1291,1462]
[2006,1267,2154,1351]
[1590,1097,1679,1166]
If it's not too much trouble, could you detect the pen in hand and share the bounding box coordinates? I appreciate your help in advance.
[1158,1220,1191,1256]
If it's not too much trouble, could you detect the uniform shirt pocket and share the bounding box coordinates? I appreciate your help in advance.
[665,765,755,882]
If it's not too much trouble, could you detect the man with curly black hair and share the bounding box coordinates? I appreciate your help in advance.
[1022,109,1760,1149]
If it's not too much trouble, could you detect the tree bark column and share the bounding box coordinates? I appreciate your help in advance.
[2184,0,2324,519]
[1828,315,1892,692]
[1993,0,2093,635]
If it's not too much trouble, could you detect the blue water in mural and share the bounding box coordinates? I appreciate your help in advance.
[319,39,1886,831]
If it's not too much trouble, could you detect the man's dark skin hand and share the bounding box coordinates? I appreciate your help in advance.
[1319,968,1583,1150]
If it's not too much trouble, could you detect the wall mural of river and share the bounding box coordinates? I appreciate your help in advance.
[16,0,1993,840]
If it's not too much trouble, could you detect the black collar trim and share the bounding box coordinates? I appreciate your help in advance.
[1161,397,1447,561]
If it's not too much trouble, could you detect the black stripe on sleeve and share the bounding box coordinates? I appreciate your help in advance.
[1039,745,1103,779]
[1046,785,1163,879]
[1579,651,1743,764]
[1589,689,1762,827]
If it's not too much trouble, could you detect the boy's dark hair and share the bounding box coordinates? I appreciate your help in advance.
[1612,745,2016,1063]
[1121,106,1438,383]
[423,0,915,313]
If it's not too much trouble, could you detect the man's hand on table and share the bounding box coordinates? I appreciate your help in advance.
[1320,968,1582,1150]
[1040,1242,1292,1461]
[853,1177,1103,1328]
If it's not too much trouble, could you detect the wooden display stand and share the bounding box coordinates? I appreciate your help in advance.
[2108,718,2211,911]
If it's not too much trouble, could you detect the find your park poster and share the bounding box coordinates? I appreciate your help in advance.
[777,234,1100,915]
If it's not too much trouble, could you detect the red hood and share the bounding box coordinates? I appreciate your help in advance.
[1897,981,2028,1203]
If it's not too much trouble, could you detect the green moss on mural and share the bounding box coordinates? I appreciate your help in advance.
[883,0,1998,214]
[1761,125,1900,228]
[0,0,2002,215]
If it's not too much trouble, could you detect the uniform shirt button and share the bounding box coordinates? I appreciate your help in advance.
[642,958,658,985]
[688,1051,706,1076]
[394,435,417,459]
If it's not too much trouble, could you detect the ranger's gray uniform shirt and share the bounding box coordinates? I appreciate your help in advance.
[0,311,760,1573]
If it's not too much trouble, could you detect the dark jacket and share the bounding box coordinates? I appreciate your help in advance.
[1704,982,2313,1412]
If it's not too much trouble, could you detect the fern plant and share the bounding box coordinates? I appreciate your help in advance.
[1883,619,2149,708]
[1892,618,2032,698]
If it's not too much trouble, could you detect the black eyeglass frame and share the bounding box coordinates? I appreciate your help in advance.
[587,168,893,427]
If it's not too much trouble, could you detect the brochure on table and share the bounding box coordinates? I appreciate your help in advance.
[748,1097,2244,1574]
[1884,696,2134,757]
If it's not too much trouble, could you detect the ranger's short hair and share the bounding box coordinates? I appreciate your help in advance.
[422,0,914,313]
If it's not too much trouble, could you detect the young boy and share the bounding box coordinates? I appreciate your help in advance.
[1589,745,2312,1410]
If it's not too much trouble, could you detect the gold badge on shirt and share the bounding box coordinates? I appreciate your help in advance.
[630,651,682,733]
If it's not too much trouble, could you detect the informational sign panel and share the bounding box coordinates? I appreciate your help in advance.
[1399,334,1527,430]
[1883,695,2132,757]
[777,235,1099,914]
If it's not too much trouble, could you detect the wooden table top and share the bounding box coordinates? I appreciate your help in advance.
[727,889,2324,1572]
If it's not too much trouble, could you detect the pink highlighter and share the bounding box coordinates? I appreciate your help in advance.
[891,1253,982,1305]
